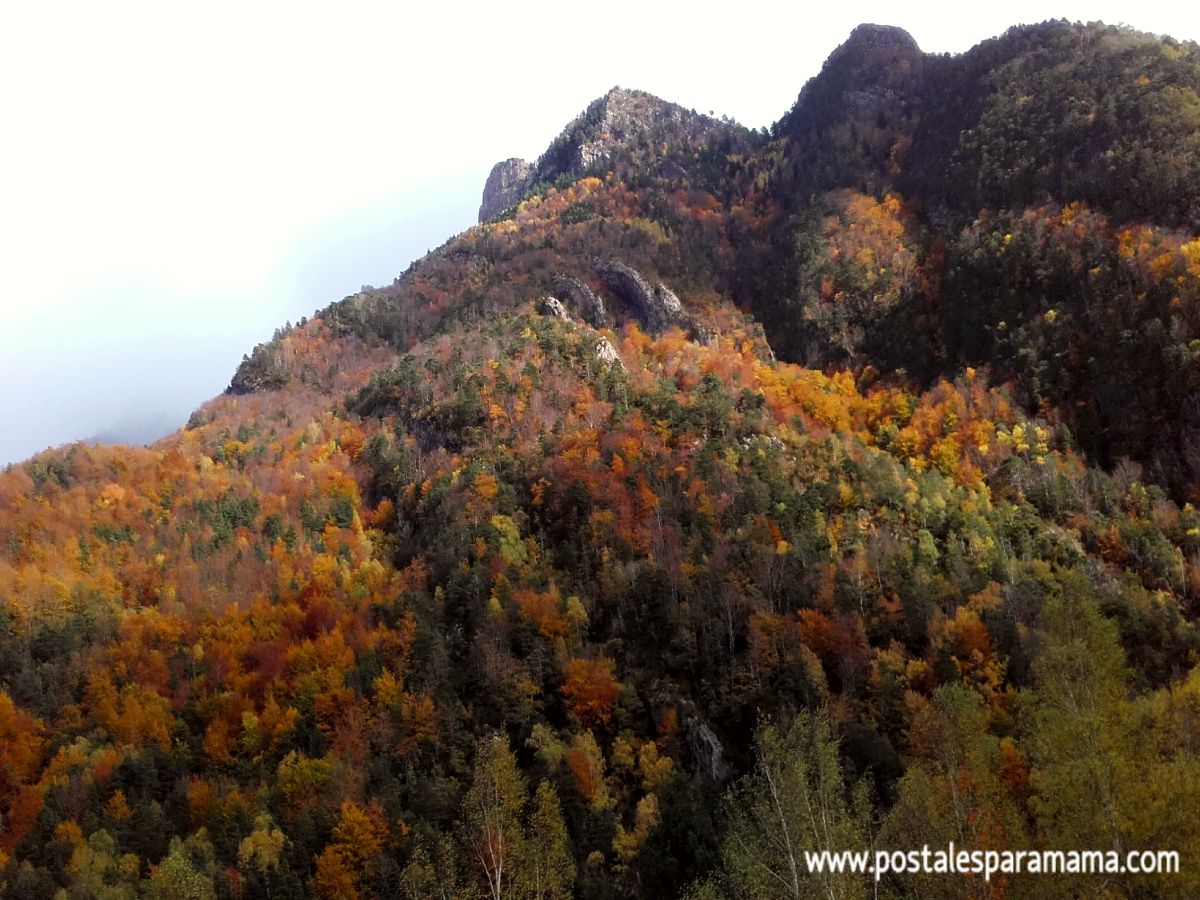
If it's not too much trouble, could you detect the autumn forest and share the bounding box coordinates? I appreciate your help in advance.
[3,19,1200,900]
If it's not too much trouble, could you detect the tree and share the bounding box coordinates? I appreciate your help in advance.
[58,829,140,900]
[560,657,621,728]
[237,813,286,899]
[313,800,389,900]
[1025,568,1200,897]
[693,709,872,900]
[144,831,217,900]
[527,780,575,900]
[460,735,528,900]
[881,683,1029,899]
[0,691,45,853]
[398,829,479,900]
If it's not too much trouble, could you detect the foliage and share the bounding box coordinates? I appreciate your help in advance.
[3,18,1200,900]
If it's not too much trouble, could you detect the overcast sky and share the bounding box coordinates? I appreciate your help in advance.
[2,1,1198,466]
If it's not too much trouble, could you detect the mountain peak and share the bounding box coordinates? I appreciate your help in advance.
[815,22,924,88]
[600,85,635,101]
[479,158,535,222]
[773,21,926,158]
[839,22,921,56]
[479,86,751,222]
[535,86,708,176]
[478,87,678,223]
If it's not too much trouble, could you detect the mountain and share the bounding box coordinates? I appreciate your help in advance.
[747,20,1200,489]
[3,20,1200,899]
[478,87,754,223]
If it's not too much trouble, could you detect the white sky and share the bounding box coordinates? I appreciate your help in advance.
[2,1,1198,465]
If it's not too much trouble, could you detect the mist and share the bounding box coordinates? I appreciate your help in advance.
[0,175,479,466]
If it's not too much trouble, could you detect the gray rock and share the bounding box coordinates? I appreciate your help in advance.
[597,261,680,334]
[576,88,664,173]
[479,158,534,222]
[838,23,920,56]
[536,87,744,185]
[551,275,608,327]
[686,718,730,782]
[653,281,683,316]
[540,296,571,320]
[538,293,621,369]
[595,337,623,370]
[684,317,716,346]
[594,261,716,343]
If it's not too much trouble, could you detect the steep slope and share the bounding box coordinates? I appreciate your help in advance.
[768,21,1200,223]
[904,22,1200,225]
[2,20,1200,900]
[740,19,1200,494]
[773,23,927,199]
[478,87,756,223]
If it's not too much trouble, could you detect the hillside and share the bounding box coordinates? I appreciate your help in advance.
[747,20,1200,490]
[3,19,1200,899]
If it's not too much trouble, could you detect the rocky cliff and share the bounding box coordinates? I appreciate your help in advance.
[478,87,755,223]
[478,157,534,222]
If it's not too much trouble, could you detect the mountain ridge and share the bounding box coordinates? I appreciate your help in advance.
[4,19,1200,899]
[478,86,756,224]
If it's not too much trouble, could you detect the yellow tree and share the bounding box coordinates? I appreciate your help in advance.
[527,780,574,900]
[313,801,388,900]
[460,734,528,900]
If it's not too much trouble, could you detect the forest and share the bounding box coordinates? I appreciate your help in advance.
[2,18,1200,900]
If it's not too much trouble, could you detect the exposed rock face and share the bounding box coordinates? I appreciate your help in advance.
[534,87,750,188]
[836,22,920,58]
[540,296,571,320]
[479,87,753,229]
[746,321,777,364]
[686,317,716,347]
[575,88,684,173]
[686,718,730,782]
[479,158,534,222]
[538,293,623,370]
[597,261,682,334]
[551,275,608,327]
[228,345,288,395]
[773,23,925,197]
[793,24,924,125]
[653,281,684,316]
[594,337,623,370]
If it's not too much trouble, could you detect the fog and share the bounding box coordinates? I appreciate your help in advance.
[2,0,1197,466]
[0,176,476,464]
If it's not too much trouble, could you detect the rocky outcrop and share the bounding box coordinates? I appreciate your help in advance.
[595,261,716,343]
[686,718,730,782]
[228,344,289,395]
[651,280,684,317]
[597,262,681,334]
[594,337,623,370]
[745,320,777,364]
[539,296,571,320]
[480,87,753,229]
[835,23,921,59]
[686,317,716,347]
[576,88,687,173]
[479,158,534,222]
[532,87,753,192]
[538,295,623,370]
[551,275,608,327]
[772,23,925,199]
